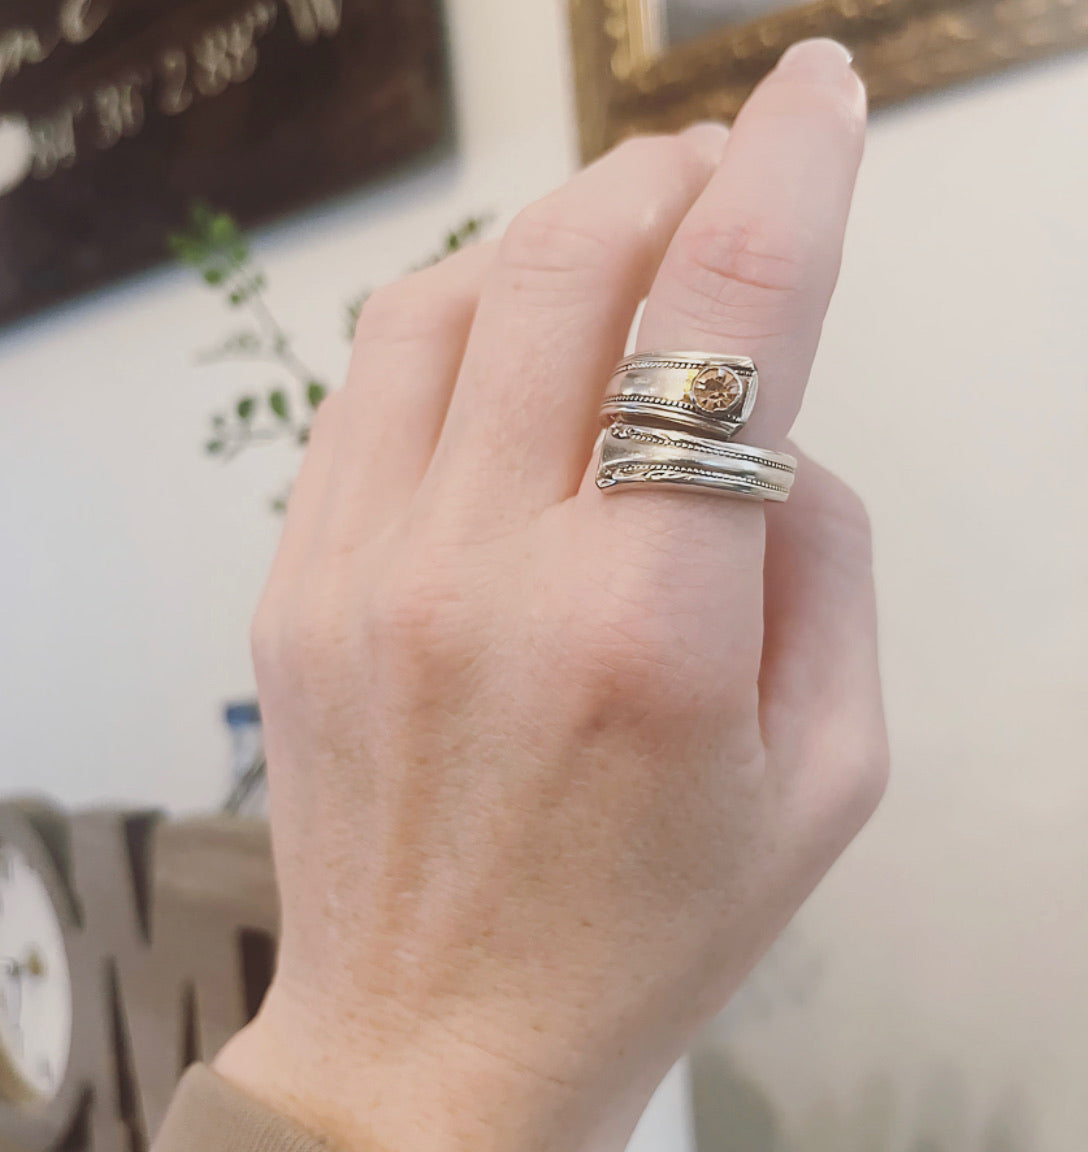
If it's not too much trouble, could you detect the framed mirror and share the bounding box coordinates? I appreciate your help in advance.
[569,0,1088,158]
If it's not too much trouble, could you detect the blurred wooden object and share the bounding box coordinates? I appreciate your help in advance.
[0,802,278,1152]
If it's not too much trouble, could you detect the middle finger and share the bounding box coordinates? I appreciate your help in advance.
[432,125,729,525]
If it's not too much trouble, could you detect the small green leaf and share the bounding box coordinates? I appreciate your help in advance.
[169,235,208,268]
[211,414,226,428]
[229,290,243,306]
[269,390,289,420]
[345,293,369,340]
[306,381,327,409]
[205,439,225,455]
[202,267,224,286]
[236,396,256,420]
[222,331,261,354]
[210,213,238,246]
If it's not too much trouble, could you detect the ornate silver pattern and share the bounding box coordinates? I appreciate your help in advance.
[596,350,795,502]
[607,423,796,473]
[602,350,759,441]
[597,462,791,500]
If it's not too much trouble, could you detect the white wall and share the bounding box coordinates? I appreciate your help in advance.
[0,0,578,812]
[697,52,1088,1152]
[2,2,1087,1149]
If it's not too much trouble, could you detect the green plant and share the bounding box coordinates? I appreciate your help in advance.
[170,203,489,509]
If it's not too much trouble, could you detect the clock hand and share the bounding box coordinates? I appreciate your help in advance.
[1,950,45,979]
[0,963,24,1033]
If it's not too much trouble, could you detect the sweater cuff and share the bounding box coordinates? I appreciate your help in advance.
[155,1066,333,1152]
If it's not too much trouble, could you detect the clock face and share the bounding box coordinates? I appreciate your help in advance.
[0,846,72,1103]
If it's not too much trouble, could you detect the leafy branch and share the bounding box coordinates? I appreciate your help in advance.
[169,203,490,495]
[169,204,328,465]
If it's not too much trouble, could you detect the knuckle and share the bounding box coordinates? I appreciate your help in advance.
[831,477,872,536]
[669,221,826,336]
[352,273,468,351]
[291,576,352,682]
[497,199,613,297]
[815,472,875,568]
[843,735,891,822]
[825,467,872,528]
[251,577,342,705]
[306,388,343,444]
[353,282,408,345]
[580,621,672,706]
[258,564,360,714]
[612,132,706,183]
[364,558,478,686]
[570,591,743,727]
[367,569,443,652]
[817,716,890,831]
[249,591,281,676]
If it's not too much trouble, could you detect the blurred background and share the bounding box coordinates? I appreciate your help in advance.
[0,0,1086,1150]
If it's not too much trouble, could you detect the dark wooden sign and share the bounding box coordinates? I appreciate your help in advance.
[0,0,449,326]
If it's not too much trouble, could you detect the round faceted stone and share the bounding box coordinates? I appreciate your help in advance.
[690,365,743,413]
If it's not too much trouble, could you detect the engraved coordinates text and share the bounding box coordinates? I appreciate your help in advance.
[0,0,344,193]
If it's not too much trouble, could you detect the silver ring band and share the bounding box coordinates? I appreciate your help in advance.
[596,350,794,502]
[597,424,795,502]
[602,350,759,441]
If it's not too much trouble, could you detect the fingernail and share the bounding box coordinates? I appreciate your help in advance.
[681,120,730,163]
[682,120,729,137]
[776,38,854,79]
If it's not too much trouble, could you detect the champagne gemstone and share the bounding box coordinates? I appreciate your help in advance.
[690,366,743,413]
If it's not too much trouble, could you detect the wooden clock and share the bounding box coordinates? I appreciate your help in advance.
[0,801,279,1152]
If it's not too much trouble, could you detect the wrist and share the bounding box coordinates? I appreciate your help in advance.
[212,983,631,1152]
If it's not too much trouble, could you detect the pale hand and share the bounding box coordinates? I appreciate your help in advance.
[216,38,888,1152]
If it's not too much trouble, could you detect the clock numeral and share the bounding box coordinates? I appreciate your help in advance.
[94,76,145,149]
[0,27,46,87]
[192,22,257,97]
[158,49,192,115]
[283,0,342,43]
[59,0,114,45]
[29,100,84,178]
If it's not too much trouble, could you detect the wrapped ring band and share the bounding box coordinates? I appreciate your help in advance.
[601,350,759,441]
[597,424,796,502]
[596,350,796,502]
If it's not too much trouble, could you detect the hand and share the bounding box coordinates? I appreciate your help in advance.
[215,38,887,1152]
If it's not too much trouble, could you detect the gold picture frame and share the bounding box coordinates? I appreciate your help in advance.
[569,0,1088,159]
